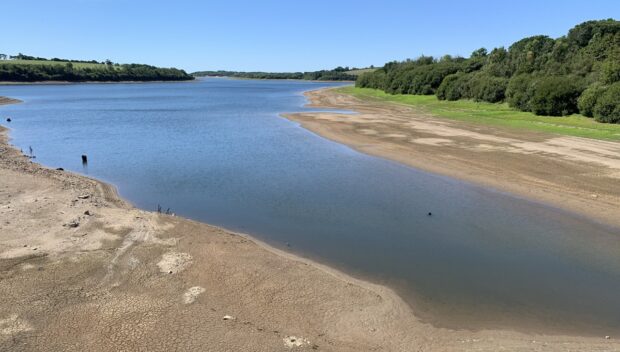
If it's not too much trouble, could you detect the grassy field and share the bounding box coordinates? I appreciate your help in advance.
[337,86,620,141]
[0,59,107,69]
[345,68,377,76]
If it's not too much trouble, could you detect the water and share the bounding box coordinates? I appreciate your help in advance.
[1,78,619,335]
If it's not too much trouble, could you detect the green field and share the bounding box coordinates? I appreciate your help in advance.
[345,68,377,76]
[1,59,107,69]
[336,87,620,141]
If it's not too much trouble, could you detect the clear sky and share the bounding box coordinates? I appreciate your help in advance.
[1,0,618,72]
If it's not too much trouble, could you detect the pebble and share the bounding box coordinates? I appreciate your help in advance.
[222,315,235,321]
[65,220,80,228]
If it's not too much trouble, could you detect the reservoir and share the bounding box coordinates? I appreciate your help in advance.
[1,78,619,335]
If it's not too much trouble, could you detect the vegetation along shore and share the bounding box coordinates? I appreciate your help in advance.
[192,66,366,81]
[356,19,620,124]
[0,54,193,82]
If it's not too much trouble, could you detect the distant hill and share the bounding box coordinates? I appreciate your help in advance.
[192,67,359,81]
[357,19,620,123]
[0,54,194,82]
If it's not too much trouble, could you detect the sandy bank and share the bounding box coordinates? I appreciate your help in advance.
[284,88,620,229]
[0,97,617,351]
[0,97,22,105]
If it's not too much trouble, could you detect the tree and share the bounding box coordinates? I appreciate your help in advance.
[471,48,487,58]
[436,72,465,100]
[593,82,620,123]
[469,73,509,103]
[529,76,583,116]
[578,83,606,117]
[601,56,620,84]
[506,74,536,111]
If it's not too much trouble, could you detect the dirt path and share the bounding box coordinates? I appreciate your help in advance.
[285,88,620,228]
[1,98,618,351]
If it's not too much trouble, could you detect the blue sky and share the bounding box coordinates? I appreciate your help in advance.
[1,0,618,72]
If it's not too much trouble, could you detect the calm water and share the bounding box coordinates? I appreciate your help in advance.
[1,78,619,335]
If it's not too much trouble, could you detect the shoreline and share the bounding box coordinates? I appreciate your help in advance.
[195,76,356,83]
[0,80,196,86]
[1,97,618,350]
[284,87,620,229]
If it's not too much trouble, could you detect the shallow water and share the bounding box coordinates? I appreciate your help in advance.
[1,78,619,335]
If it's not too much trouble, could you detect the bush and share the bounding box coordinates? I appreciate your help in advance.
[578,83,606,117]
[469,74,509,103]
[593,82,620,123]
[356,70,387,90]
[436,73,464,100]
[601,57,620,84]
[506,74,536,111]
[529,76,583,116]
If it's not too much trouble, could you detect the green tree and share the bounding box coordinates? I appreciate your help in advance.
[601,57,620,84]
[593,82,620,123]
[506,74,536,111]
[471,48,488,58]
[578,83,606,117]
[529,76,583,116]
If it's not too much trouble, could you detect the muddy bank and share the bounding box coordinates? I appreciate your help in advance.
[285,88,620,228]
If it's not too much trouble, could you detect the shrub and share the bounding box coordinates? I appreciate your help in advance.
[469,74,509,103]
[601,57,620,84]
[436,73,463,100]
[529,76,583,116]
[578,83,606,117]
[506,74,536,111]
[356,70,387,90]
[593,82,620,123]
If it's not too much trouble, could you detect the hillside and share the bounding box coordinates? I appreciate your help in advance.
[0,54,194,82]
[357,19,620,123]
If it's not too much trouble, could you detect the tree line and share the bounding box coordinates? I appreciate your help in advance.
[0,55,194,82]
[357,19,620,123]
[193,67,356,81]
[0,53,103,64]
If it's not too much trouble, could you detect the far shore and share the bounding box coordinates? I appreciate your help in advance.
[0,79,196,86]
[0,96,618,351]
[284,87,620,229]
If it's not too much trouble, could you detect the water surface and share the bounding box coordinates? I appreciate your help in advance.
[1,78,619,335]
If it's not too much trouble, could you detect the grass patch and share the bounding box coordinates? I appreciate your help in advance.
[345,68,377,76]
[336,86,620,141]
[1,59,106,69]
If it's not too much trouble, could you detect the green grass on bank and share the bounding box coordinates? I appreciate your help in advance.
[1,59,107,69]
[336,86,620,141]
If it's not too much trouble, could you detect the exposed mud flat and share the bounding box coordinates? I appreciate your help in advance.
[285,88,620,228]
